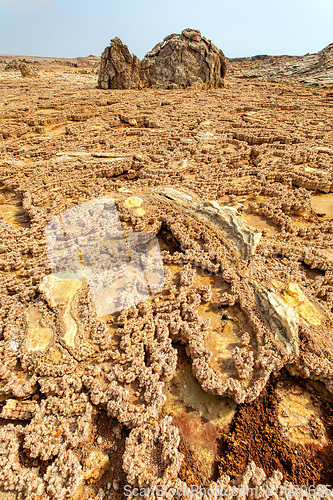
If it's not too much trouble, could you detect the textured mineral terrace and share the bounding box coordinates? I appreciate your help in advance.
[228,43,333,88]
[0,53,333,500]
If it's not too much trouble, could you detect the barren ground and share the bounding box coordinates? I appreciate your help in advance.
[0,59,333,499]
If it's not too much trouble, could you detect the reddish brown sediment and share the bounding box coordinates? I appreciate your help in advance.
[219,373,333,486]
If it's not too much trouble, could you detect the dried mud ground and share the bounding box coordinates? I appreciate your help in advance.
[0,62,333,499]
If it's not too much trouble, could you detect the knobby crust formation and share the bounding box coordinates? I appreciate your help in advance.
[0,45,333,498]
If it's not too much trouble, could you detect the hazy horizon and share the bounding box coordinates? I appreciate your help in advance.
[0,0,332,60]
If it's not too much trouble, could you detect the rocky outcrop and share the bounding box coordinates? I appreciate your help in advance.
[5,59,21,71]
[19,63,39,78]
[140,28,226,89]
[97,37,141,90]
[97,29,226,89]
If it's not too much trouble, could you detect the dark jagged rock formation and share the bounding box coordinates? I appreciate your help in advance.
[97,37,141,90]
[97,29,226,90]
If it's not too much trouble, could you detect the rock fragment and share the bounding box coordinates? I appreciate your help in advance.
[0,399,38,420]
[156,188,261,259]
[19,63,39,78]
[250,281,300,356]
[84,450,110,484]
[196,201,262,259]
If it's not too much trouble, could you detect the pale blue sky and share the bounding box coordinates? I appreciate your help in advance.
[0,0,332,59]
